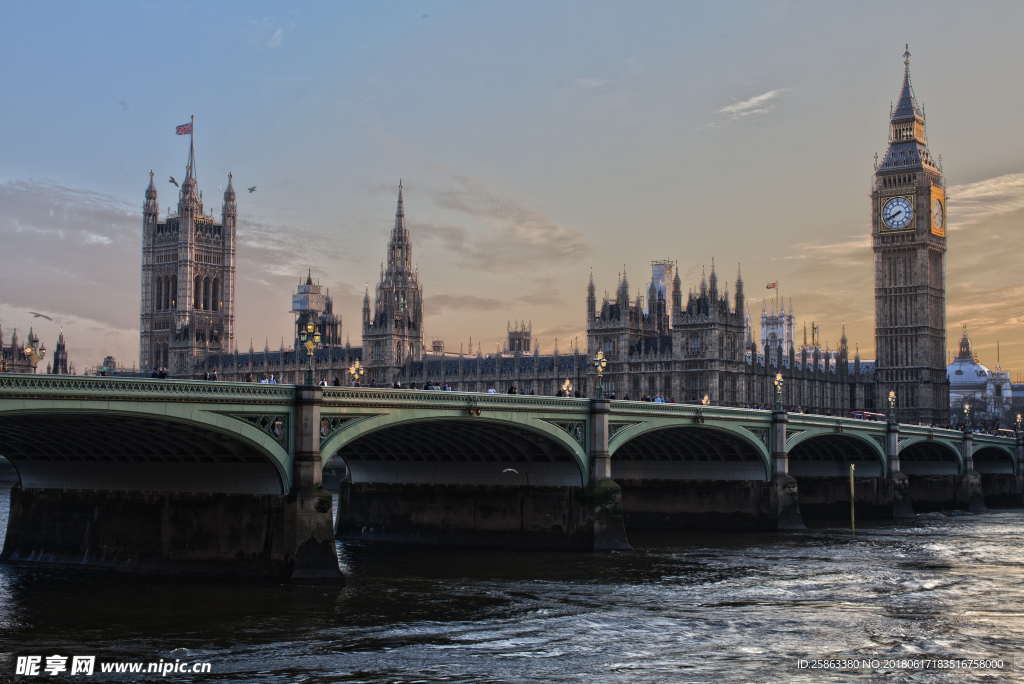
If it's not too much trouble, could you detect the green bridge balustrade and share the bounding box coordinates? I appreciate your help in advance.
[0,374,1021,579]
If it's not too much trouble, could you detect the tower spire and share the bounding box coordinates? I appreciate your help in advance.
[178,115,201,215]
[144,170,159,221]
[892,44,922,121]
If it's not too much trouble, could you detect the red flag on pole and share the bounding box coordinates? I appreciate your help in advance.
[175,122,193,135]
[766,281,777,290]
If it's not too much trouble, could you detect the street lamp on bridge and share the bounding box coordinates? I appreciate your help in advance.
[347,360,365,387]
[561,378,572,397]
[22,341,47,374]
[1017,413,1022,434]
[963,402,972,432]
[298,321,321,385]
[773,373,784,411]
[887,390,896,423]
[593,351,607,399]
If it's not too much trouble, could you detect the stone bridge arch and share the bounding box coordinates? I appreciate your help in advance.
[785,430,888,520]
[0,405,291,495]
[320,413,588,487]
[898,438,965,511]
[609,422,771,481]
[972,444,1016,474]
[972,444,1018,507]
[898,437,963,476]
[786,430,887,478]
[606,421,772,530]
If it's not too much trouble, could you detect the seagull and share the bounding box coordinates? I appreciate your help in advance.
[248,186,256,193]
[169,176,179,187]
[28,312,54,321]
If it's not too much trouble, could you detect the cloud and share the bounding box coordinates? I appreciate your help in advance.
[947,173,1024,231]
[574,77,608,90]
[265,27,284,48]
[415,176,591,270]
[518,292,564,307]
[425,294,503,314]
[717,89,788,120]
[783,236,871,262]
[537,323,584,339]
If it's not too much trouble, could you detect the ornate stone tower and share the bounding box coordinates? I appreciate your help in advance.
[49,331,69,374]
[506,321,532,355]
[139,134,237,376]
[363,182,423,385]
[291,270,341,350]
[872,46,949,423]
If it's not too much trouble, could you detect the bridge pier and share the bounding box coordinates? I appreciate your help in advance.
[1019,434,1024,506]
[887,419,914,518]
[770,409,803,529]
[958,432,985,513]
[286,386,343,582]
[587,398,631,550]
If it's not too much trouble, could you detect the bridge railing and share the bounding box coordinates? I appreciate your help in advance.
[607,399,772,420]
[321,386,591,413]
[0,373,295,403]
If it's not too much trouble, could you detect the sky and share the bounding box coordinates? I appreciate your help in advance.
[1,1,1022,376]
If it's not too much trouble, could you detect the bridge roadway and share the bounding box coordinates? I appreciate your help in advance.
[0,375,1020,580]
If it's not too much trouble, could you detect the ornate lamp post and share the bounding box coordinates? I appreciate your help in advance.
[561,378,573,397]
[963,402,972,432]
[773,372,784,411]
[701,394,710,406]
[347,359,365,387]
[592,351,607,399]
[22,341,47,373]
[298,321,321,385]
[887,390,897,423]
[1016,413,1022,434]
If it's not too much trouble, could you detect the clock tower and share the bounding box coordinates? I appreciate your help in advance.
[872,45,949,424]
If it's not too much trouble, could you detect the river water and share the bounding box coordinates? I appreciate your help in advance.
[1,489,1021,682]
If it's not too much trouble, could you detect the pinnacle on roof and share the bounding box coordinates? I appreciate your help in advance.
[306,268,313,286]
[145,170,157,199]
[892,43,922,121]
[224,171,236,202]
[957,324,973,360]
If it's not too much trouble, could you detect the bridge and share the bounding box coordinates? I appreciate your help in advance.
[0,374,1020,580]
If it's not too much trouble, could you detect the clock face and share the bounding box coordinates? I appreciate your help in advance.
[882,196,913,229]
[932,198,943,229]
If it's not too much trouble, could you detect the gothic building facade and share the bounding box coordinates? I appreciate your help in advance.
[139,135,237,375]
[182,48,964,422]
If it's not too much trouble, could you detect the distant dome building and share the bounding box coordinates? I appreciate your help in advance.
[947,327,1019,428]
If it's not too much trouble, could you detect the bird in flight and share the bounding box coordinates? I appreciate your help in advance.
[248,186,257,193]
[28,312,54,321]
[169,176,179,187]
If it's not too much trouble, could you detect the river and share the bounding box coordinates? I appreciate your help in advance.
[1,489,1021,682]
